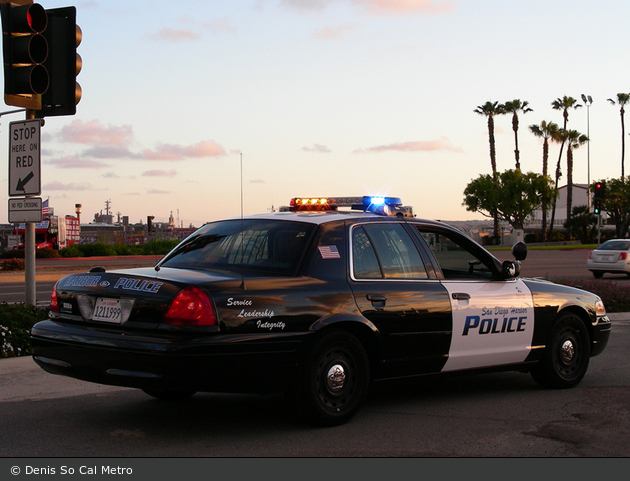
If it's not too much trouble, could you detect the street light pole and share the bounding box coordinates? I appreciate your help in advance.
[581,94,593,211]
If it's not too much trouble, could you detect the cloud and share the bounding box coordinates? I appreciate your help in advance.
[250,179,266,184]
[149,27,201,41]
[48,156,111,169]
[202,17,238,35]
[59,120,133,146]
[281,0,333,11]
[356,137,462,153]
[313,24,358,40]
[43,180,98,191]
[147,189,171,194]
[302,143,332,153]
[351,0,454,14]
[81,146,136,159]
[281,0,453,14]
[54,119,227,163]
[142,169,178,177]
[141,141,227,160]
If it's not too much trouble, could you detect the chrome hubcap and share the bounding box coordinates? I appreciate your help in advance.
[561,339,575,363]
[327,364,346,391]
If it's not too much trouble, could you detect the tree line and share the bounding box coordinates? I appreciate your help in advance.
[466,94,630,243]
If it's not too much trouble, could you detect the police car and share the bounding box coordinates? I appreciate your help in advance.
[31,196,611,426]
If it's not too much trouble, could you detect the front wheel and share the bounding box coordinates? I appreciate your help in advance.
[530,313,590,389]
[290,330,370,426]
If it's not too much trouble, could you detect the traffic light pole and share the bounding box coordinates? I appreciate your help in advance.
[23,109,36,305]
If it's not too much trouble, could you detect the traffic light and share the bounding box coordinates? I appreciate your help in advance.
[1,0,49,109]
[593,181,606,215]
[34,6,81,118]
[593,181,606,199]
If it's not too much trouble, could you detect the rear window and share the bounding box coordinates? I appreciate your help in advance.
[159,219,315,275]
[598,240,630,251]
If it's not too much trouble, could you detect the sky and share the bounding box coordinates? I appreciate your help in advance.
[3,0,630,228]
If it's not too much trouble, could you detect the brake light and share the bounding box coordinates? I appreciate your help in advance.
[49,281,60,314]
[621,252,628,260]
[163,286,216,326]
[588,252,592,259]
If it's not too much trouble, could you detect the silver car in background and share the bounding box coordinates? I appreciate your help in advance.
[587,239,630,278]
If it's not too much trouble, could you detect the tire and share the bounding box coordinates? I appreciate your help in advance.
[142,388,197,401]
[290,330,370,427]
[530,313,590,389]
[592,271,604,279]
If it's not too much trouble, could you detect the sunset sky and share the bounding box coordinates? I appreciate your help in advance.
[2,0,630,227]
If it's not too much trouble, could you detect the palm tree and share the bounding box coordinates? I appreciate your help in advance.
[564,130,589,222]
[608,93,630,178]
[529,120,560,239]
[474,101,504,175]
[503,99,533,170]
[549,96,581,238]
[474,101,504,241]
[548,128,567,241]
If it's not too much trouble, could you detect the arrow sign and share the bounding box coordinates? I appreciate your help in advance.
[16,171,35,192]
[9,119,42,197]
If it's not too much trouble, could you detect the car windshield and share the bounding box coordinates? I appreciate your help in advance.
[159,219,315,275]
[598,240,630,251]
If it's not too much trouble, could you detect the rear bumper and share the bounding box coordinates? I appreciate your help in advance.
[587,261,630,273]
[31,320,304,394]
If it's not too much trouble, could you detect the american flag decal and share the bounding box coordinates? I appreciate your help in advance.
[318,245,340,259]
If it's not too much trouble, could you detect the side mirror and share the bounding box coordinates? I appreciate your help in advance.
[512,241,527,261]
[501,260,520,278]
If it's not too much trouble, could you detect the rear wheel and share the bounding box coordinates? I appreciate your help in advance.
[290,330,370,426]
[530,312,590,389]
[592,271,603,279]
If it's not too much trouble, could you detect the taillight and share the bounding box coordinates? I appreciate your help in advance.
[588,252,592,259]
[163,286,216,326]
[49,281,60,314]
[620,252,628,260]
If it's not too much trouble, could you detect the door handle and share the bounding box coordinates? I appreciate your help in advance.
[451,292,471,301]
[366,294,387,308]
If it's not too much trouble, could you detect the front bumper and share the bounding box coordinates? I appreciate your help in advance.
[591,316,612,357]
[31,320,304,395]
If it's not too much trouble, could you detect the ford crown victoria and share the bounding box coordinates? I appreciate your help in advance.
[31,196,611,426]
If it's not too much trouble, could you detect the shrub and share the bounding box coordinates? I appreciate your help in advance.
[0,303,48,358]
[74,243,117,257]
[550,277,630,313]
[36,247,61,258]
[0,258,25,271]
[58,245,82,257]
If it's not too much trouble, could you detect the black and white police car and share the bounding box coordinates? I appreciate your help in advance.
[31,196,611,426]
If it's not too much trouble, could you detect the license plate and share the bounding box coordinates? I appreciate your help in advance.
[92,298,122,323]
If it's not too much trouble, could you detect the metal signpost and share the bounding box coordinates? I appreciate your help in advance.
[8,118,41,305]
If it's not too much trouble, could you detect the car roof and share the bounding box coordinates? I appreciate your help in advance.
[221,211,450,228]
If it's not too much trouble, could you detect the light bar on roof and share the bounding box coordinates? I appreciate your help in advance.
[284,195,413,217]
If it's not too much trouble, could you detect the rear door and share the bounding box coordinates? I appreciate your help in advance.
[349,221,452,377]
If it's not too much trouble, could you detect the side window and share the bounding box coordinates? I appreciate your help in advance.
[352,224,427,279]
[418,230,493,279]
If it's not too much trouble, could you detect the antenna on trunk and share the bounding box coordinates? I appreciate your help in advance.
[239,152,246,290]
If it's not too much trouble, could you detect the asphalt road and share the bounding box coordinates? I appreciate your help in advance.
[0,315,628,457]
